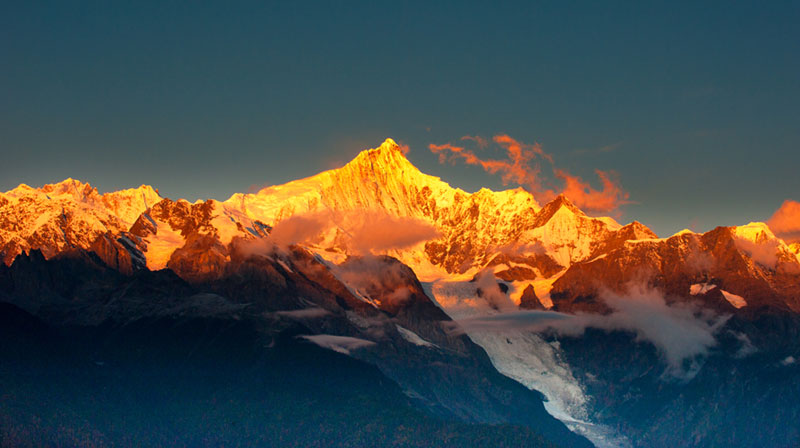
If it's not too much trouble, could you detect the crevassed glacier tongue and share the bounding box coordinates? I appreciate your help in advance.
[423,279,629,448]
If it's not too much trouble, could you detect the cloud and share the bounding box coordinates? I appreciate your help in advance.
[733,236,782,269]
[229,236,278,260]
[429,135,545,192]
[731,331,758,359]
[334,256,418,308]
[767,200,800,243]
[494,134,554,164]
[474,269,516,311]
[549,169,629,214]
[429,135,629,213]
[461,135,489,148]
[247,210,438,255]
[298,334,376,355]
[346,212,439,254]
[596,284,729,375]
[270,212,330,247]
[447,282,729,379]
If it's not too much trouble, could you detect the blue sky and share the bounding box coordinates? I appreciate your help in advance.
[2,1,798,236]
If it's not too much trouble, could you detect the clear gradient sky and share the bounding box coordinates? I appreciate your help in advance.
[2,1,798,236]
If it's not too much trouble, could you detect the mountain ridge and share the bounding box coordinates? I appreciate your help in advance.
[3,138,800,447]
[2,138,797,297]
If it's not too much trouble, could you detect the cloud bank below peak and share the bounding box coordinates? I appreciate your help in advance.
[448,282,730,379]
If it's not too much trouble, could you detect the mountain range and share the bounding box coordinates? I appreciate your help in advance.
[1,139,799,447]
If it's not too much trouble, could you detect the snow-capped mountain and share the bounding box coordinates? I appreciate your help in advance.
[3,138,800,447]
[0,139,661,280]
[4,138,796,313]
[551,222,800,313]
[223,139,657,279]
[0,179,161,270]
[225,138,545,274]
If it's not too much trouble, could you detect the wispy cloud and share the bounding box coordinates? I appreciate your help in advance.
[269,212,330,248]
[733,235,782,269]
[244,209,439,255]
[447,282,729,379]
[334,255,418,308]
[553,168,629,214]
[429,134,630,213]
[473,269,516,311]
[346,212,439,254]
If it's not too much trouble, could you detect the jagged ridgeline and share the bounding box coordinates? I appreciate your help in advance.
[1,139,800,447]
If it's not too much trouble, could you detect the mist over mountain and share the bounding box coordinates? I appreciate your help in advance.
[1,139,799,447]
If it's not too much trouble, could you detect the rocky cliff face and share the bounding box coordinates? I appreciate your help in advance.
[2,139,798,315]
[220,140,666,280]
[0,140,649,281]
[790,242,800,257]
[550,223,800,313]
[0,244,590,447]
[225,139,545,274]
[3,139,800,447]
[0,179,160,265]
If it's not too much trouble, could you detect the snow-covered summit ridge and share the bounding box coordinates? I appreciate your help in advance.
[4,178,161,214]
[0,139,658,277]
[732,222,777,243]
[226,137,539,220]
[226,139,656,275]
[221,139,552,273]
[0,179,163,265]
[8,138,794,288]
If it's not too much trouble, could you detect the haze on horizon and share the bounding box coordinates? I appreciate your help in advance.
[2,1,798,237]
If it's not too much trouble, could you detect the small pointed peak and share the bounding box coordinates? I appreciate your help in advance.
[379,138,399,151]
[103,184,163,208]
[519,284,546,310]
[619,220,659,239]
[532,194,587,227]
[136,184,162,197]
[623,220,645,230]
[47,177,88,188]
[546,194,584,215]
[41,178,96,198]
[53,177,85,188]
[365,138,410,155]
[349,138,416,171]
[553,193,568,203]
